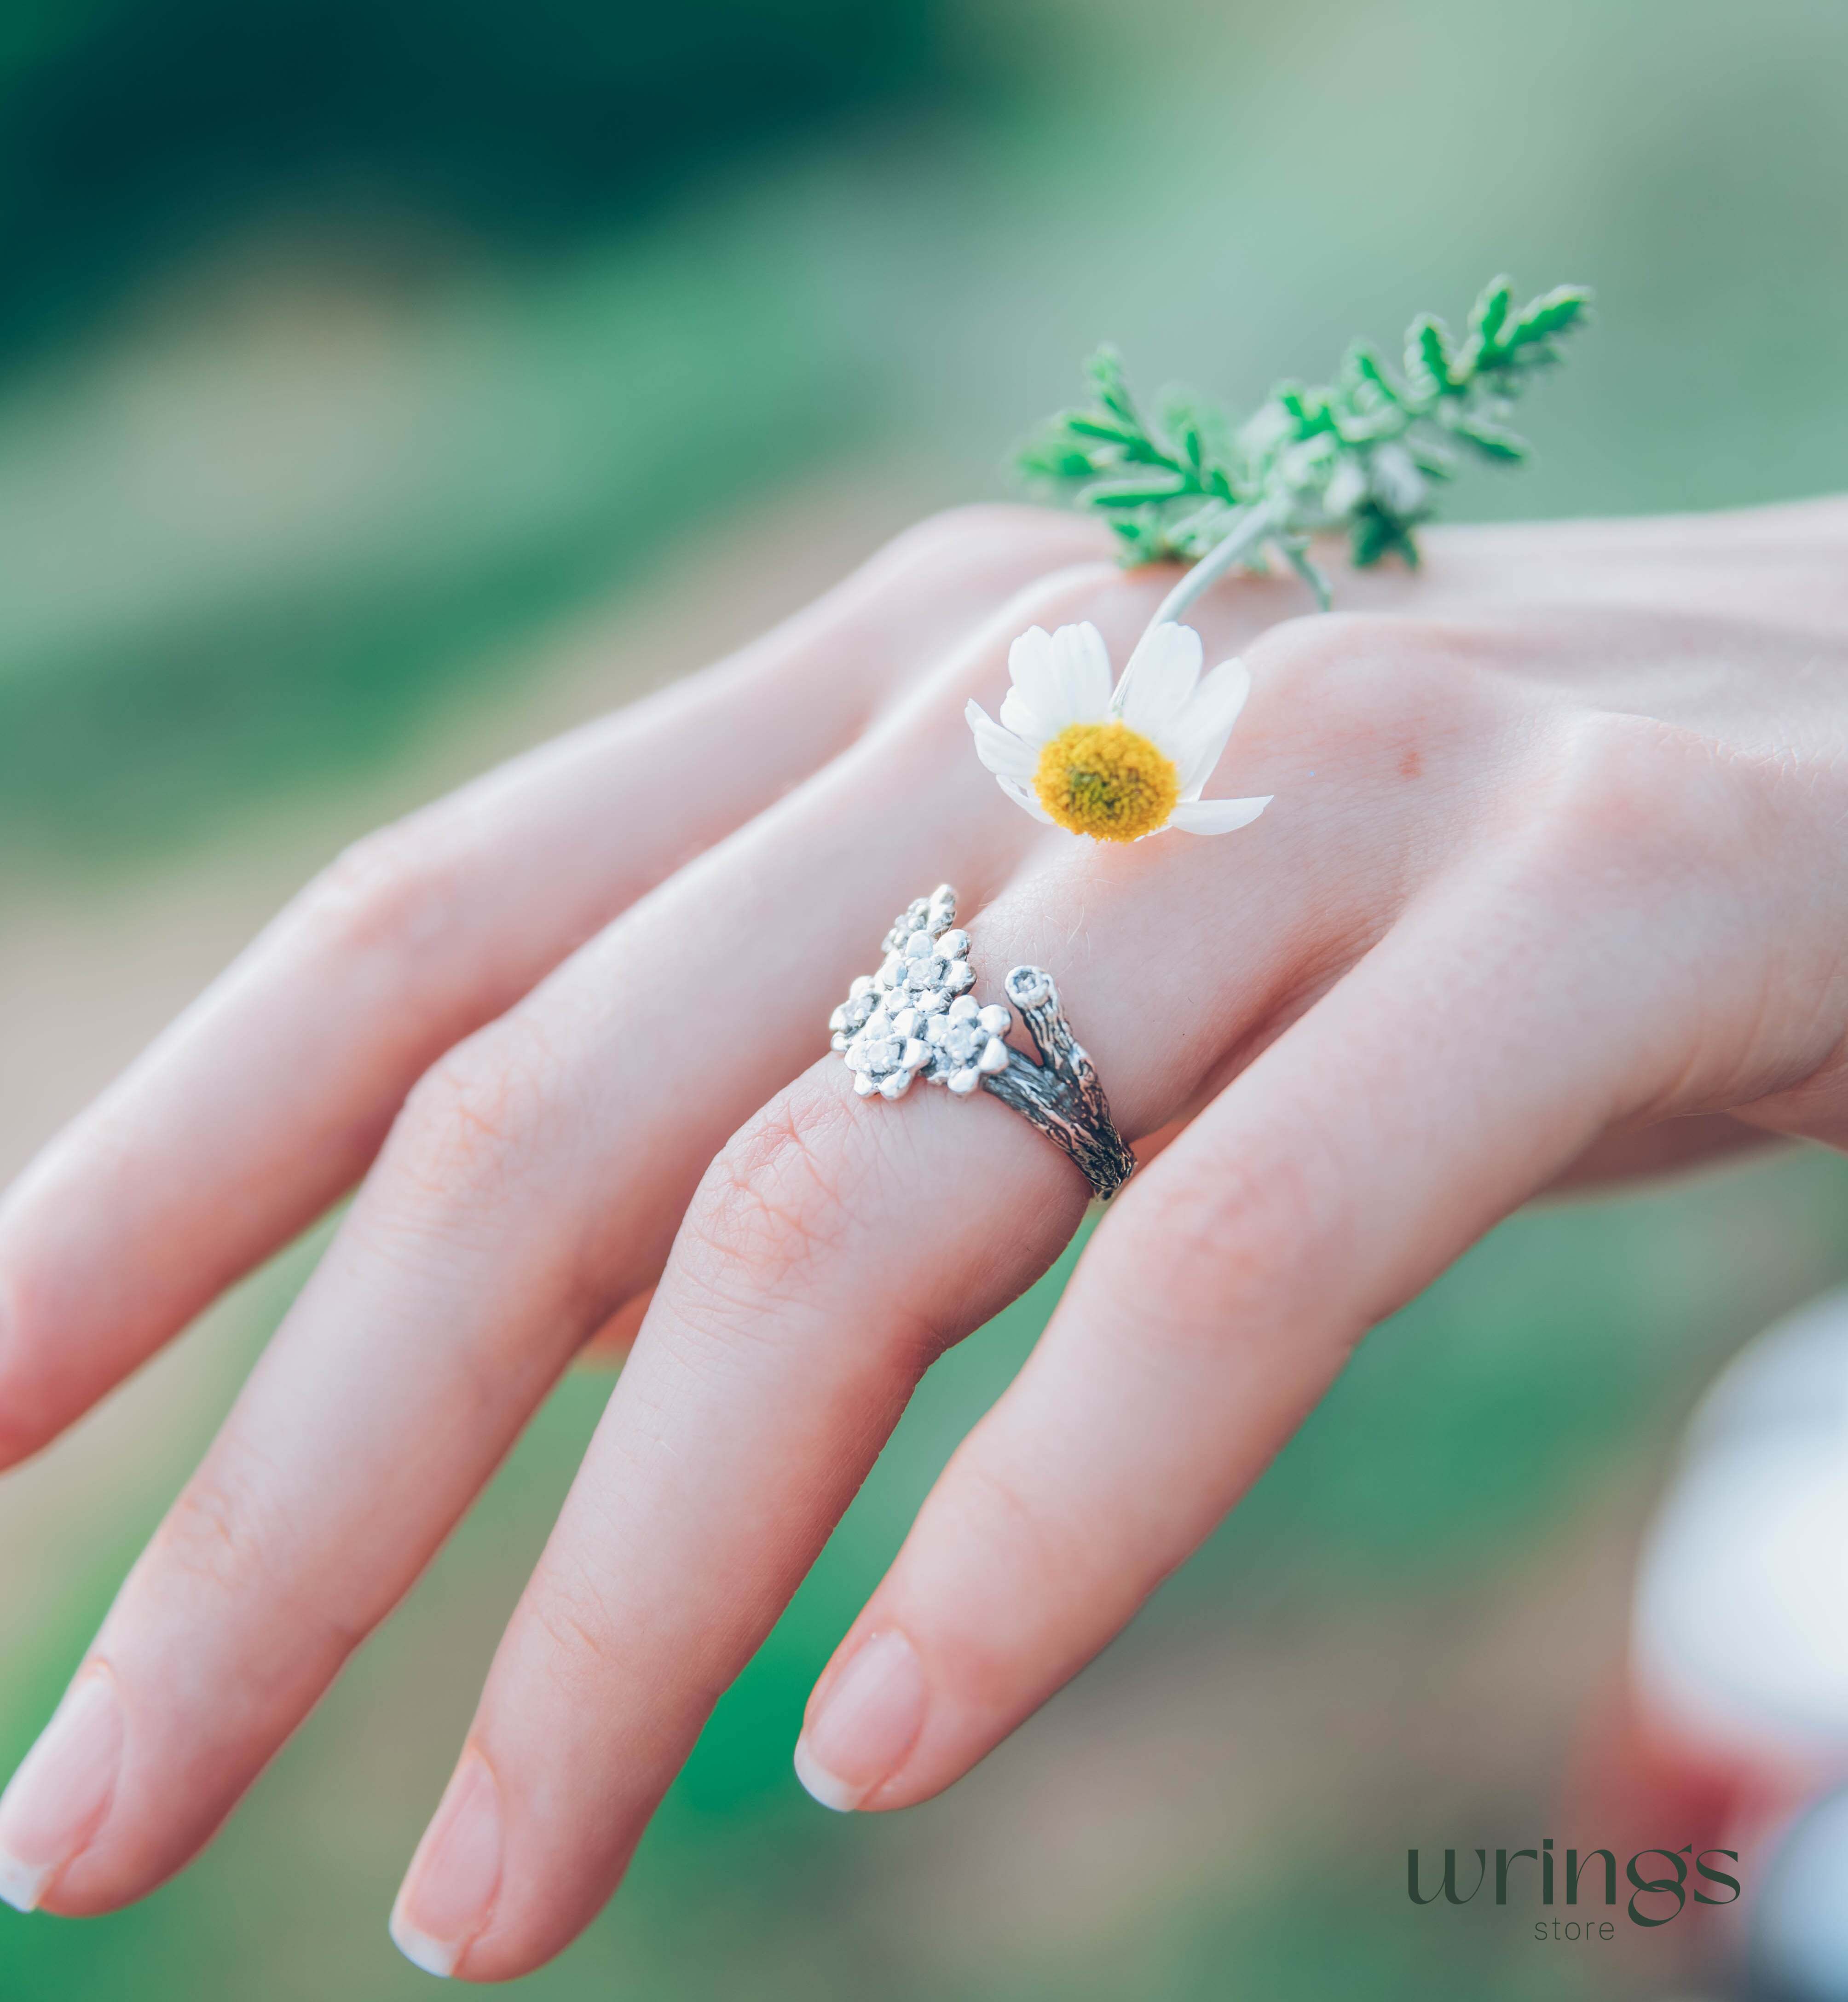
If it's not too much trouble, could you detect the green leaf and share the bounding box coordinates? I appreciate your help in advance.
[1444,411,1529,462]
[1350,500,1421,570]
[1464,276,1513,364]
[1064,412,1142,445]
[1276,382,1337,437]
[1083,344,1138,424]
[1105,515,1157,560]
[1404,435,1459,480]
[1405,314,1455,397]
[1015,435,1098,483]
[1507,284,1591,347]
[1341,340,1404,408]
[1014,270,1589,611]
[1079,476,1190,509]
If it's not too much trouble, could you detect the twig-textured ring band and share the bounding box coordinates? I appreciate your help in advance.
[828,885,1135,1202]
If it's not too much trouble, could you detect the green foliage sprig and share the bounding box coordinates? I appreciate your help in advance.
[1016,275,1591,611]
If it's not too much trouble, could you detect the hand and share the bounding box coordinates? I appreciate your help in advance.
[2,494,1847,1978]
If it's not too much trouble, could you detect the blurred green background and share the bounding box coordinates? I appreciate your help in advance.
[1,0,1846,1996]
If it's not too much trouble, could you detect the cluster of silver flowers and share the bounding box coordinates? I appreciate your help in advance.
[828,885,1013,1100]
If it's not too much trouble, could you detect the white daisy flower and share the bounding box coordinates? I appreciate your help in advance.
[964,621,1272,843]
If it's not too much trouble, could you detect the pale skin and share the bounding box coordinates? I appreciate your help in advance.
[3,495,1848,1979]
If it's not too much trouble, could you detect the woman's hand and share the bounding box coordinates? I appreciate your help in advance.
[3,494,1848,1978]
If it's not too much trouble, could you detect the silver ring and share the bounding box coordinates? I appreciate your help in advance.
[828,885,1136,1202]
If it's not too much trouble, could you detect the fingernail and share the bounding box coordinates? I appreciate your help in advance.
[0,1666,124,1913]
[390,1751,502,1978]
[793,1629,925,1812]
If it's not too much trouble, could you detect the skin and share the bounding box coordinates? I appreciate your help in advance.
[3,495,1848,1977]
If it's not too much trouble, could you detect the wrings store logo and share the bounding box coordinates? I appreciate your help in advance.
[1408,1840,1741,1936]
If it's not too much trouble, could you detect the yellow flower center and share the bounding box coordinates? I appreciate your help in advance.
[1033,720,1179,842]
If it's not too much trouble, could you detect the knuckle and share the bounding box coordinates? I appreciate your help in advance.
[295,813,460,961]
[882,502,1069,575]
[388,1015,569,1207]
[681,1086,862,1302]
[528,1556,625,1692]
[1123,1143,1335,1364]
[1247,611,1408,706]
[1508,710,1725,888]
[877,506,1121,639]
[155,1458,365,1664]
[156,1463,280,1610]
[920,564,1149,705]
[919,1452,1085,1693]
[1242,614,1530,829]
[1251,612,1491,745]
[1005,555,1150,631]
[949,1450,1068,1585]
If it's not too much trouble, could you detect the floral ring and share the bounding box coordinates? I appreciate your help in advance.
[828,885,1136,1201]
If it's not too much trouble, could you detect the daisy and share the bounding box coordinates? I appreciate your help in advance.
[965,621,1271,843]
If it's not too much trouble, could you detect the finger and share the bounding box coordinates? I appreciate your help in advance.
[0,508,1101,1468]
[389,1072,1085,1978]
[384,777,1375,1978]
[804,865,1696,1814]
[0,561,1134,1922]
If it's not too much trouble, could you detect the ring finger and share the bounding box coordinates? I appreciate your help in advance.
[383,632,1491,1976]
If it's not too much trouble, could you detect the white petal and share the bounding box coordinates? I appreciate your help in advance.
[1168,794,1272,835]
[1111,622,1203,750]
[964,700,1036,782]
[996,774,1056,825]
[1051,621,1114,719]
[1173,658,1253,798]
[1006,626,1079,734]
[999,686,1049,741]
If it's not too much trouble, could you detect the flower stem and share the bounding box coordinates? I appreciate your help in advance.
[1143,498,1288,641]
